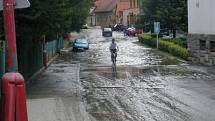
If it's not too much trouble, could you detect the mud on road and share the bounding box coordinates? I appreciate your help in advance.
[76,29,215,121]
[27,29,215,121]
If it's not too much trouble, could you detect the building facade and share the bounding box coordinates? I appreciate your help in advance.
[188,0,215,65]
[86,7,96,26]
[122,0,141,26]
[94,0,117,27]
[115,1,129,24]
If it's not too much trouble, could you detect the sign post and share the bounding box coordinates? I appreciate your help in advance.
[154,22,160,49]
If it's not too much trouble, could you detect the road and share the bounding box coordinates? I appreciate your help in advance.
[27,29,215,121]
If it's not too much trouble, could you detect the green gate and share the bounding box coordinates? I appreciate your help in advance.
[0,41,5,77]
[17,37,65,80]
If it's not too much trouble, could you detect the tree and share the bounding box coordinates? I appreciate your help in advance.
[139,0,187,37]
[6,0,93,41]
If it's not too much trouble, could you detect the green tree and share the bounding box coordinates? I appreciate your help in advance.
[139,0,187,37]
[13,0,93,41]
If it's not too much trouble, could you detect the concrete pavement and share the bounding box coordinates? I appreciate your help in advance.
[26,29,215,121]
[27,61,94,121]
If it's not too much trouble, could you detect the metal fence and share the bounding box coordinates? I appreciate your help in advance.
[17,37,65,80]
[46,37,65,61]
[0,41,5,78]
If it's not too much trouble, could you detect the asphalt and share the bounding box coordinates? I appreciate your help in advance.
[26,29,215,121]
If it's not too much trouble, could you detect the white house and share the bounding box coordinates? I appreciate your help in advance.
[188,0,215,65]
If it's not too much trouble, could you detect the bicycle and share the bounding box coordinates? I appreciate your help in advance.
[111,50,117,65]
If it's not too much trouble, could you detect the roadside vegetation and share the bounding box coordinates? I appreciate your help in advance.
[136,0,188,60]
[137,0,187,37]
[0,0,93,41]
[138,33,188,60]
[0,0,93,79]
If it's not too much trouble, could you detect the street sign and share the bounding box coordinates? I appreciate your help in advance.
[0,0,30,10]
[154,22,160,33]
[154,22,160,49]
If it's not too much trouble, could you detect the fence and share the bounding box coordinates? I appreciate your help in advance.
[17,37,65,80]
[46,37,65,61]
[0,41,5,77]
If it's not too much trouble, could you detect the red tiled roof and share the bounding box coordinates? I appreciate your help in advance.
[95,0,104,7]
[116,2,129,12]
[94,0,118,13]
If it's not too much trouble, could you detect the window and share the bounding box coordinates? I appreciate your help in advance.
[103,28,112,32]
[199,40,206,50]
[210,41,215,52]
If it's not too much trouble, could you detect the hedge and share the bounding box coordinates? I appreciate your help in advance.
[138,33,188,60]
[138,34,156,47]
[159,40,188,59]
[162,36,187,48]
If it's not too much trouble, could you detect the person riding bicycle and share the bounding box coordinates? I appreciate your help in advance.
[109,39,119,64]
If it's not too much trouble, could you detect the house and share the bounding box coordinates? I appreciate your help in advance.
[86,7,96,26]
[123,0,142,26]
[86,0,104,26]
[94,0,118,27]
[115,1,130,24]
[188,0,215,65]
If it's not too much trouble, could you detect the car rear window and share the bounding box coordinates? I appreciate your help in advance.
[104,28,112,31]
[76,39,87,43]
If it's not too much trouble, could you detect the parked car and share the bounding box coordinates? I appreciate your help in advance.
[159,28,171,36]
[124,27,142,36]
[102,27,112,37]
[72,38,89,51]
[124,27,134,36]
[129,28,142,36]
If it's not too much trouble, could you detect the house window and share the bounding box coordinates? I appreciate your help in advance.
[199,40,206,50]
[210,41,215,52]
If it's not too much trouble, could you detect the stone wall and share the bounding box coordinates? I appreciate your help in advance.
[188,34,215,65]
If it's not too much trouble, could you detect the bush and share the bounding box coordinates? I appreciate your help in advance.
[151,33,163,38]
[159,40,188,59]
[162,36,187,48]
[138,33,188,60]
[138,33,156,47]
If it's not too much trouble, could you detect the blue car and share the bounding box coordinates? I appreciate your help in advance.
[72,38,89,51]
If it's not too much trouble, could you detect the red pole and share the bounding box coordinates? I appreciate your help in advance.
[3,0,18,72]
[1,0,29,121]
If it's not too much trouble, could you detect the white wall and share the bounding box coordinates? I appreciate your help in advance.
[188,0,215,34]
[123,9,130,26]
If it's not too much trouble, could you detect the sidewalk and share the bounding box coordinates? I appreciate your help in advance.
[26,60,92,121]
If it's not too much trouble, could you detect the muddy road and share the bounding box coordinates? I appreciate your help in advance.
[28,29,215,121]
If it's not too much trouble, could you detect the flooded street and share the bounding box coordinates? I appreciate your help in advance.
[27,29,215,121]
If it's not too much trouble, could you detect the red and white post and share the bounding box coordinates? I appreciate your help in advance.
[1,0,28,121]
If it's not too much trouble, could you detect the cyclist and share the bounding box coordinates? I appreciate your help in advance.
[109,39,119,64]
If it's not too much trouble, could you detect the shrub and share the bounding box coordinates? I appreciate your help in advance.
[151,33,163,38]
[138,33,188,60]
[138,33,156,47]
[162,36,187,48]
[159,40,188,59]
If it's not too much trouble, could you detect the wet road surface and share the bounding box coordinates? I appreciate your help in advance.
[27,29,215,121]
